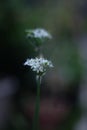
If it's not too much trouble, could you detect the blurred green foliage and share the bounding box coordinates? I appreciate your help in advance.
[0,0,86,129]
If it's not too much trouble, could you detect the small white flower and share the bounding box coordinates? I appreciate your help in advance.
[26,28,52,39]
[24,57,53,76]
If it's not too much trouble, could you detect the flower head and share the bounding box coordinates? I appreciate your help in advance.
[26,28,52,39]
[24,57,53,76]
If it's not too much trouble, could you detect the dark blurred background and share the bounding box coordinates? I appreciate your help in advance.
[0,0,87,130]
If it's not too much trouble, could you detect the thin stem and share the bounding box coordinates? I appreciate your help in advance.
[32,76,41,130]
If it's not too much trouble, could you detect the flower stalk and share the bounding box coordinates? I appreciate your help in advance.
[24,57,53,130]
[32,76,41,130]
[24,28,53,130]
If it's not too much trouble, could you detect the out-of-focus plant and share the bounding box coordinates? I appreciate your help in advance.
[25,28,52,54]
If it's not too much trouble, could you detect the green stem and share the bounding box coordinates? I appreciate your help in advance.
[32,76,41,130]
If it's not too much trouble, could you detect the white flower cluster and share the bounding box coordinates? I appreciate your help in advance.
[24,57,53,76]
[26,28,52,39]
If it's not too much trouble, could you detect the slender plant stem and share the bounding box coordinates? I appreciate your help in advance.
[32,76,41,130]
